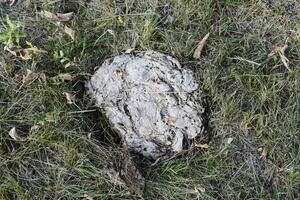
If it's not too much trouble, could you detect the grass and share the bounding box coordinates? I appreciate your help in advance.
[0,0,299,199]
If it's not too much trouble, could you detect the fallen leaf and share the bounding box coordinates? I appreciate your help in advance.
[273,44,287,54]
[193,33,210,59]
[195,143,209,148]
[17,49,32,60]
[39,11,73,22]
[20,70,46,86]
[269,44,291,72]
[195,184,205,194]
[63,25,75,40]
[58,73,73,81]
[39,11,75,40]
[87,132,92,140]
[278,45,290,72]
[56,12,74,22]
[38,72,47,83]
[5,44,46,61]
[63,92,74,104]
[260,148,267,161]
[39,10,60,21]
[55,22,75,40]
[8,127,26,141]
[8,127,17,140]
[5,47,33,60]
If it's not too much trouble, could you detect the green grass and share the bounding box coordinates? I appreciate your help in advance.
[0,0,299,199]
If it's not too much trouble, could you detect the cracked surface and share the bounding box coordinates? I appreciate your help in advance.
[87,51,205,159]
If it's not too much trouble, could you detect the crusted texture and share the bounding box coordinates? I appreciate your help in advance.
[88,51,205,159]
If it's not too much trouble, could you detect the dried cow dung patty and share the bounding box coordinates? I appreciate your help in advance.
[87,50,205,159]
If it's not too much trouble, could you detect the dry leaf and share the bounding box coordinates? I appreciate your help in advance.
[273,44,287,54]
[5,47,33,60]
[16,49,32,60]
[270,44,291,72]
[63,92,74,104]
[40,11,76,40]
[58,73,73,81]
[87,132,92,140]
[63,25,75,40]
[8,127,18,141]
[5,45,46,61]
[39,11,73,22]
[56,12,74,22]
[193,33,210,59]
[20,70,46,86]
[8,127,26,141]
[195,184,205,194]
[278,45,290,72]
[39,10,60,21]
[195,143,209,148]
[260,148,267,161]
[38,72,47,83]
[55,22,75,40]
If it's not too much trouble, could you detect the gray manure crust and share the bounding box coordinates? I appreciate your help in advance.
[88,50,205,159]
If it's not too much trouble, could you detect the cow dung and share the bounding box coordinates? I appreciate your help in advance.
[87,50,205,159]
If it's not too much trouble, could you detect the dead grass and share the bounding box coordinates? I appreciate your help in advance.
[0,0,299,199]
